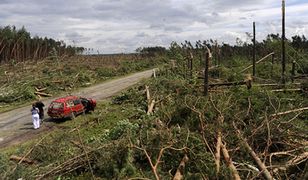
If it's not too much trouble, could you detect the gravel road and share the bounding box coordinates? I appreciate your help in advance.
[0,69,154,148]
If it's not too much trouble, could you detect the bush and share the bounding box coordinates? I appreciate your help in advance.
[108,119,139,140]
[0,153,8,174]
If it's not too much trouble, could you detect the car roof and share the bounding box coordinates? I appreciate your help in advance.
[52,96,79,103]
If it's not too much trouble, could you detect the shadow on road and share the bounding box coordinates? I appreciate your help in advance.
[43,117,71,124]
[19,127,34,130]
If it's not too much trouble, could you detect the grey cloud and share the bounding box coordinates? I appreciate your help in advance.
[65,32,88,43]
[0,0,306,53]
[135,32,149,38]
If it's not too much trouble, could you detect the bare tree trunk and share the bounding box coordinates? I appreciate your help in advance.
[234,123,273,180]
[173,154,189,180]
[221,143,241,180]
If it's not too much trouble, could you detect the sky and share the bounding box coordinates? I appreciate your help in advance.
[1,0,307,54]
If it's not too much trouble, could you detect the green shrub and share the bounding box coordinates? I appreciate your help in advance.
[96,68,114,78]
[0,153,8,175]
[108,119,139,140]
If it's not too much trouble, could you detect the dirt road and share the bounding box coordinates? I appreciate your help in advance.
[0,69,154,148]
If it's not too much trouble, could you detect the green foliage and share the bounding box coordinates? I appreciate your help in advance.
[136,46,167,56]
[108,119,139,140]
[0,153,8,174]
[96,68,114,78]
[296,59,308,74]
[30,132,78,164]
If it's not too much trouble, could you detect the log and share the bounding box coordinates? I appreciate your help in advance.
[10,155,35,164]
[209,79,252,89]
[147,99,156,115]
[173,154,189,180]
[209,81,246,87]
[34,91,52,97]
[269,107,308,118]
[35,87,47,92]
[240,52,275,73]
[153,69,157,78]
[204,52,210,96]
[254,83,301,87]
[145,85,156,115]
[234,124,273,180]
[215,115,224,174]
[293,74,308,79]
[271,88,302,92]
[145,85,150,103]
[221,143,241,180]
[215,131,222,174]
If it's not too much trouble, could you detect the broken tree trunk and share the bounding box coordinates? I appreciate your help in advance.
[35,87,47,92]
[269,106,308,118]
[215,115,224,174]
[10,155,35,164]
[209,78,252,90]
[204,51,210,96]
[173,154,189,180]
[147,99,156,115]
[240,52,275,73]
[215,131,222,174]
[145,85,151,103]
[271,88,302,92]
[293,74,308,79]
[34,91,52,97]
[221,143,241,180]
[153,69,157,78]
[234,124,273,180]
[254,83,301,87]
[209,81,246,87]
[145,85,155,115]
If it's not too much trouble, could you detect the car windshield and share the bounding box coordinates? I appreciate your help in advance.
[50,102,63,109]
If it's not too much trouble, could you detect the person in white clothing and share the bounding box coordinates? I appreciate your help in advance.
[31,104,40,129]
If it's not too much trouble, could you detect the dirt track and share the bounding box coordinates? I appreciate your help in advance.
[0,69,154,148]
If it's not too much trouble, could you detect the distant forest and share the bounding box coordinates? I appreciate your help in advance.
[138,33,308,74]
[1,25,308,69]
[0,25,85,64]
[139,33,308,59]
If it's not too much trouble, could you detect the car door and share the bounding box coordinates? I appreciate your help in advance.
[66,99,75,115]
[73,98,84,114]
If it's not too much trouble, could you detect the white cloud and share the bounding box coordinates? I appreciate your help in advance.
[0,0,307,53]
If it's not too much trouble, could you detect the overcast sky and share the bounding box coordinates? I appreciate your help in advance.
[1,0,307,53]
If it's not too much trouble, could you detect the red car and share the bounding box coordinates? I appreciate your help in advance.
[47,96,96,119]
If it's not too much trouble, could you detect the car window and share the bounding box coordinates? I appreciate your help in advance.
[50,102,63,109]
[66,100,74,107]
[73,99,81,105]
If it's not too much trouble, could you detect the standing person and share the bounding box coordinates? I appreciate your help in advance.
[31,104,40,129]
[35,101,45,122]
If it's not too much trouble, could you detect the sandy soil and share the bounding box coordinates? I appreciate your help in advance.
[0,69,154,148]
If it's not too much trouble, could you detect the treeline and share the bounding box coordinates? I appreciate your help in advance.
[172,34,307,59]
[136,46,167,57]
[0,25,85,64]
[137,34,308,61]
[162,34,308,73]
